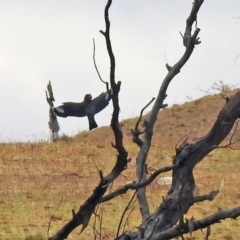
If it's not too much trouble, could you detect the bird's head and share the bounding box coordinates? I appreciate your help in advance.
[84,94,92,102]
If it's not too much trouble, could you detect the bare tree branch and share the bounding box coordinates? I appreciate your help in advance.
[211,120,240,150]
[135,0,203,220]
[48,1,240,239]
[205,225,211,240]
[120,88,240,239]
[122,201,137,234]
[47,196,63,239]
[92,38,109,91]
[131,97,156,147]
[49,1,129,239]
[116,192,137,239]
[92,205,99,240]
[193,190,219,204]
[149,206,240,240]
[99,0,129,186]
[118,206,240,240]
[99,164,177,203]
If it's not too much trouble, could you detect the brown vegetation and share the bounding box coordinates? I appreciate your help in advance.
[0,91,240,239]
[1,0,240,239]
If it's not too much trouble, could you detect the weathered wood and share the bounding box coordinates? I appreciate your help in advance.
[49,1,128,239]
[118,90,240,239]
[46,80,59,141]
[134,0,203,220]
[48,0,240,239]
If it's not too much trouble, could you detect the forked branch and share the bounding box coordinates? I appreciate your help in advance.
[120,81,240,240]
[49,1,128,239]
[150,206,240,240]
[135,0,203,220]
[99,164,177,203]
[131,97,156,146]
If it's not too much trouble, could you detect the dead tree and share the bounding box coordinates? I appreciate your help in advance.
[49,1,240,239]
[46,80,60,141]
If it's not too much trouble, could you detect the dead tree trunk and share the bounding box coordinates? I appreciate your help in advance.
[45,80,59,141]
[118,90,240,239]
[49,1,240,239]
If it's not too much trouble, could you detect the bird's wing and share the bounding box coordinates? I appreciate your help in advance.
[92,91,111,114]
[53,102,86,117]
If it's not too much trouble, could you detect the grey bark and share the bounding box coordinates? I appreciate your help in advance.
[134,0,202,220]
[118,91,240,240]
[49,1,128,239]
[49,0,240,239]
[46,80,59,141]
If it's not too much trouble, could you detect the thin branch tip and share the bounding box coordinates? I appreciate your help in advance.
[166,64,172,71]
[92,38,108,86]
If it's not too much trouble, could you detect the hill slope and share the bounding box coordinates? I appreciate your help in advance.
[0,90,240,240]
[74,90,238,145]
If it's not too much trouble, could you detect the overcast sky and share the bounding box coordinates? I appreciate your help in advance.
[0,1,240,142]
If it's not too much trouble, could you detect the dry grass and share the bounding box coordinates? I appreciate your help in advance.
[0,91,240,239]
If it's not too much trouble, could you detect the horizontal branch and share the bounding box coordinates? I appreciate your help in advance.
[150,206,240,240]
[193,190,219,204]
[100,164,177,203]
[92,38,108,87]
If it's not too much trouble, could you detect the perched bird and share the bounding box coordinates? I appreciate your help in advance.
[53,91,112,130]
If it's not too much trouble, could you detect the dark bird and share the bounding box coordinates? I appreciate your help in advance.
[53,91,112,130]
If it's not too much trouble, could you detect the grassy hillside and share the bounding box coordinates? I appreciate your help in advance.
[0,91,240,240]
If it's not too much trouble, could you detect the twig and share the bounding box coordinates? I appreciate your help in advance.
[47,196,64,239]
[205,226,211,240]
[92,204,99,240]
[210,120,240,150]
[116,191,137,239]
[135,97,156,132]
[99,207,103,240]
[92,38,109,91]
[122,200,137,233]
[194,86,214,96]
[131,97,156,146]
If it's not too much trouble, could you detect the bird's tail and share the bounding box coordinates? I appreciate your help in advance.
[88,115,98,130]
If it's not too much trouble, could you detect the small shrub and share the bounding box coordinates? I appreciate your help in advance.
[211,80,236,93]
[58,133,71,142]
